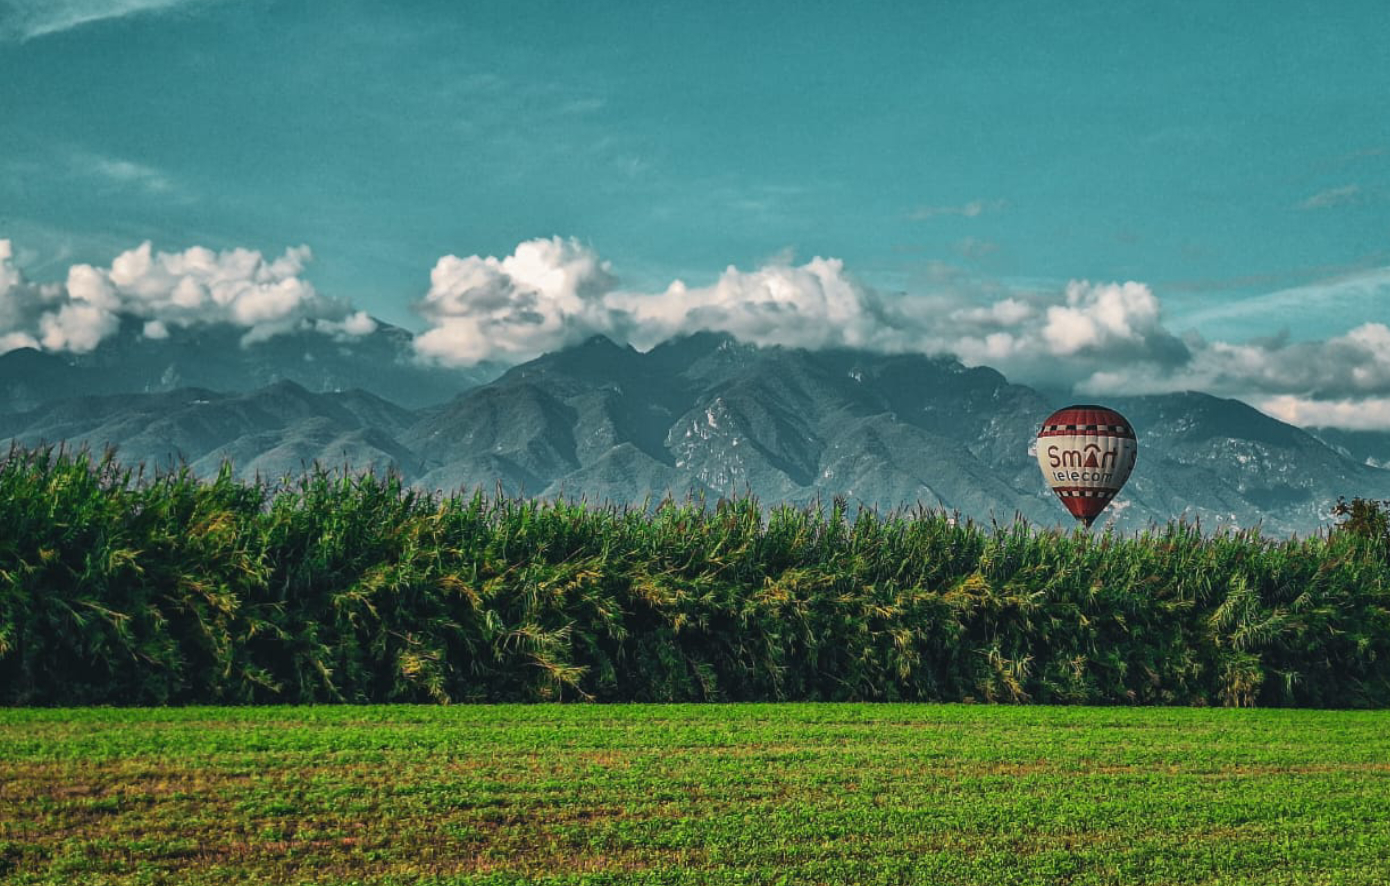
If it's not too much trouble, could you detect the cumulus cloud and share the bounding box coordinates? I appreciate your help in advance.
[1041,281,1190,365]
[609,256,902,353]
[413,237,618,366]
[0,238,372,355]
[0,239,59,345]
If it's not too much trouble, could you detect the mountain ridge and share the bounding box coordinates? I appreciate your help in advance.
[0,316,498,412]
[5,330,1389,534]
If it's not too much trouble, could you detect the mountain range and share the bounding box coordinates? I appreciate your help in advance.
[3,322,1388,536]
[0,317,494,412]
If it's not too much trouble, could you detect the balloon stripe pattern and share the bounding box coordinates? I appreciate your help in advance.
[1035,405,1137,527]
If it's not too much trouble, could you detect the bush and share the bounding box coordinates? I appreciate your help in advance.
[1333,496,1390,551]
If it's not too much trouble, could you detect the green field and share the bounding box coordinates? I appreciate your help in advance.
[3,705,1389,885]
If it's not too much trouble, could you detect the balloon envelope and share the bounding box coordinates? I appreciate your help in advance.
[1035,405,1137,527]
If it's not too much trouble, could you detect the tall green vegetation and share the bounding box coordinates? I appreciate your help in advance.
[3,445,1389,707]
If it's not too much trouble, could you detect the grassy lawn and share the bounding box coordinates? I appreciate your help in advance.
[2,705,1389,884]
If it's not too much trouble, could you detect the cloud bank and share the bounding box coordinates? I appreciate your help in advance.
[411,238,1390,430]
[0,239,373,354]
[6,235,1390,430]
[411,239,1191,378]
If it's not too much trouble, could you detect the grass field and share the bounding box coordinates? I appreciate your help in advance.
[3,705,1390,885]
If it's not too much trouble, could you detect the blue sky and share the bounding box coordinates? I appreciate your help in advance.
[2,0,1389,425]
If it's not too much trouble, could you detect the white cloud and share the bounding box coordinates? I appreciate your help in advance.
[0,0,217,41]
[39,300,120,352]
[81,153,178,196]
[1257,395,1390,431]
[0,239,59,345]
[315,310,378,340]
[0,238,372,355]
[413,237,617,366]
[1298,185,1361,210]
[609,256,899,353]
[1042,281,1163,355]
[909,199,1007,220]
[0,240,20,293]
[952,297,1034,327]
[0,330,39,352]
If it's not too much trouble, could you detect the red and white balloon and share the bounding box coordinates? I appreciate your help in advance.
[1035,405,1137,527]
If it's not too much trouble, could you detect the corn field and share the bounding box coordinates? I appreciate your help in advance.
[3,445,1389,707]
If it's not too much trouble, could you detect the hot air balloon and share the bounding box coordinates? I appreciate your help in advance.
[1035,404,1137,527]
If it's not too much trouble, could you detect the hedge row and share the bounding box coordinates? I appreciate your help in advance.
[3,446,1388,706]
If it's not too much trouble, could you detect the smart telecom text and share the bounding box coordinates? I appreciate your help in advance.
[1046,443,1120,484]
